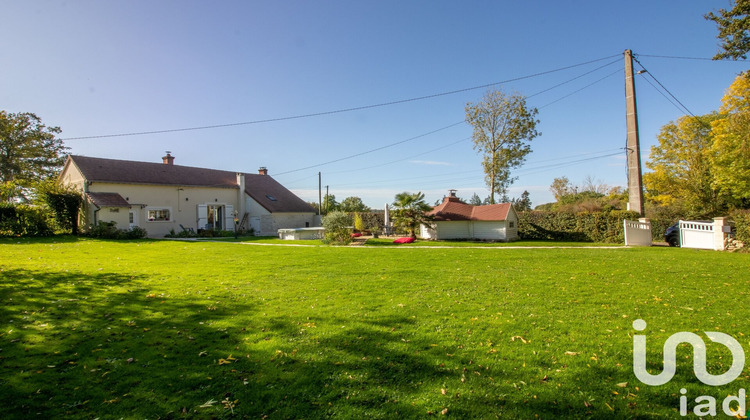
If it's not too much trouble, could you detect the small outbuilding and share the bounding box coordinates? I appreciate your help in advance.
[420,191,519,241]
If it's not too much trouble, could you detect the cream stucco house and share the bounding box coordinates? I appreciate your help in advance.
[59,153,317,237]
[420,191,519,241]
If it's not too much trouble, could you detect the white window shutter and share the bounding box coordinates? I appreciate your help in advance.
[197,204,208,230]
[224,205,234,231]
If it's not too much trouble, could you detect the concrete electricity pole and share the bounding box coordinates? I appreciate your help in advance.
[624,49,645,215]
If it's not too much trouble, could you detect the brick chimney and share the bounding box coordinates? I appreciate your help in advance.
[446,189,461,202]
[258,166,268,175]
[162,151,175,165]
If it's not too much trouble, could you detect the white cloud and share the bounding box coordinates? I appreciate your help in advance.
[409,160,453,166]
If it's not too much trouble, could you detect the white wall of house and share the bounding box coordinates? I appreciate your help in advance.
[81,181,239,237]
[245,196,315,236]
[61,162,316,238]
[420,220,472,240]
[95,206,131,228]
[472,221,507,240]
[421,218,519,241]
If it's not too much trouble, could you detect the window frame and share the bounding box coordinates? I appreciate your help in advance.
[146,207,172,222]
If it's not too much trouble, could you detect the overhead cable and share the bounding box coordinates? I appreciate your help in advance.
[60,54,621,141]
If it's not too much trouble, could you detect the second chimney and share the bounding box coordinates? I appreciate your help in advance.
[162,151,175,165]
[258,167,268,175]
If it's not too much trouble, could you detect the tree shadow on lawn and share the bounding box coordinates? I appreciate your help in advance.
[1,267,681,419]
[0,267,266,418]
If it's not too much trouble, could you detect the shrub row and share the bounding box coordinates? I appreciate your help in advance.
[518,210,641,243]
[0,204,53,236]
[731,210,750,245]
[85,221,147,239]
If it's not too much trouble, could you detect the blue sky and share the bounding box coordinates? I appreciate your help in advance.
[3,1,747,208]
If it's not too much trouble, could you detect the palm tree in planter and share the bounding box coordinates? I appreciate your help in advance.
[392,191,433,239]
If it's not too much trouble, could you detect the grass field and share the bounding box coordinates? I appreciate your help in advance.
[1,237,748,418]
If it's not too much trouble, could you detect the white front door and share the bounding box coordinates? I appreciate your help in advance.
[250,217,261,234]
[129,210,138,228]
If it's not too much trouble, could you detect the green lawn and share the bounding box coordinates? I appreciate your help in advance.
[362,238,624,247]
[1,237,748,418]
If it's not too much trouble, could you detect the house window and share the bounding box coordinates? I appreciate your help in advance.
[266,194,277,201]
[147,209,170,222]
[129,212,134,224]
[509,221,516,228]
[206,205,223,230]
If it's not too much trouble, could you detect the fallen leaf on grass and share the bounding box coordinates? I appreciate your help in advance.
[616,382,628,388]
[511,336,527,344]
[198,399,216,408]
[564,351,579,356]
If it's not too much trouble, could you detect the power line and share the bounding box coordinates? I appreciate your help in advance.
[632,56,698,117]
[635,54,748,62]
[273,121,465,176]
[323,137,472,176]
[527,58,620,99]
[330,149,623,189]
[60,54,621,141]
[279,61,626,177]
[539,68,622,109]
[636,54,717,61]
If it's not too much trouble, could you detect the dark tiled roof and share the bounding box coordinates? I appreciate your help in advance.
[68,155,315,214]
[244,173,316,213]
[428,196,511,221]
[69,155,238,188]
[86,192,130,208]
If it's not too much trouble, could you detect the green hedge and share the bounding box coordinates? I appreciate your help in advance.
[0,203,53,236]
[518,210,640,243]
[85,221,147,240]
[731,210,750,245]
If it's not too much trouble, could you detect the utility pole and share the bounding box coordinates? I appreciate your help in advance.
[318,172,322,216]
[624,49,644,216]
[325,185,329,215]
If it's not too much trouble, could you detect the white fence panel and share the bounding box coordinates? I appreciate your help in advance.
[679,220,714,250]
[624,219,652,246]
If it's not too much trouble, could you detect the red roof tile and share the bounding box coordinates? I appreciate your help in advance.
[428,196,512,221]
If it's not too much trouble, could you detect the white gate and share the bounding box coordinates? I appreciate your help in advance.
[679,220,714,250]
[624,219,652,246]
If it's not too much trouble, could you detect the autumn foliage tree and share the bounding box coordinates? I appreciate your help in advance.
[709,72,750,207]
[643,114,724,217]
[644,72,750,216]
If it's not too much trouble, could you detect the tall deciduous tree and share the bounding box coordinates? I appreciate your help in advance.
[710,72,750,207]
[643,114,725,217]
[391,191,433,239]
[549,176,576,201]
[322,194,339,214]
[0,111,65,201]
[465,89,539,204]
[705,0,750,60]
[339,196,370,213]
